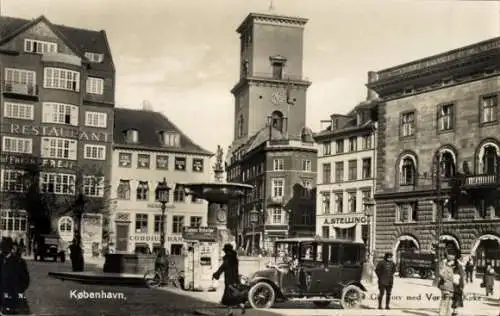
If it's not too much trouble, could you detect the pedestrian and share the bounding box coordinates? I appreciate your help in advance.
[451,255,465,316]
[18,239,25,257]
[375,252,396,310]
[212,244,246,316]
[155,248,169,285]
[69,238,84,272]
[483,264,495,296]
[0,237,30,315]
[438,254,456,316]
[465,257,474,283]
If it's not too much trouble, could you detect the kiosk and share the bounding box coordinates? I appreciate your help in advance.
[182,227,219,291]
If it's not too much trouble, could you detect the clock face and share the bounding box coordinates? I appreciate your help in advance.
[271,90,285,105]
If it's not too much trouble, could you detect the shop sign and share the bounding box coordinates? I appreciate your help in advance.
[129,235,184,243]
[146,203,174,209]
[323,215,368,225]
[0,154,76,169]
[182,227,217,241]
[7,123,110,142]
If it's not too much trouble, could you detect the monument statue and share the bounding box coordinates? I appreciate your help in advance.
[214,145,224,183]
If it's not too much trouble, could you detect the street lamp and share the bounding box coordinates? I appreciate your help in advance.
[249,206,259,256]
[363,198,376,283]
[155,178,171,250]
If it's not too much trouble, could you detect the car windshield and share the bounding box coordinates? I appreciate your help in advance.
[273,242,299,263]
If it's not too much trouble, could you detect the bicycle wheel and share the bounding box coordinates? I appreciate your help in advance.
[144,270,161,289]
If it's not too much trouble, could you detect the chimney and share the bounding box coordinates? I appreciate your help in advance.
[366,71,379,101]
[141,100,153,111]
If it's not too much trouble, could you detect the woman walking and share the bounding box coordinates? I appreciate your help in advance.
[483,264,495,296]
[438,254,456,316]
[212,244,246,316]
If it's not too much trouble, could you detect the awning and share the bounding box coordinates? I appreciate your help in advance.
[332,223,357,229]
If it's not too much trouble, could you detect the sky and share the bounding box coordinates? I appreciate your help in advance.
[3,0,500,155]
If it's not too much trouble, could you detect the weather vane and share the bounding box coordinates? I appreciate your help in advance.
[268,0,275,12]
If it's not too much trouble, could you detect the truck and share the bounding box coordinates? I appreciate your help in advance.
[398,251,437,279]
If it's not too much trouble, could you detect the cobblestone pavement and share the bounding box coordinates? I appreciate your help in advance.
[23,259,279,316]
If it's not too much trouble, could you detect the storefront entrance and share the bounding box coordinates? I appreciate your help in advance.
[472,234,500,273]
[115,224,129,252]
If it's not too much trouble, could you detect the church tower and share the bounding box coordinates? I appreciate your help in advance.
[230,13,311,144]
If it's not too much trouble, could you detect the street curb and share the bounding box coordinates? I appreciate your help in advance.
[193,310,217,316]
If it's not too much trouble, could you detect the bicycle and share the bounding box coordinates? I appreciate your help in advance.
[144,260,184,289]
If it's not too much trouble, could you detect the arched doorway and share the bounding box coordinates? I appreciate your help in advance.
[471,234,500,273]
[392,235,420,263]
[439,235,460,257]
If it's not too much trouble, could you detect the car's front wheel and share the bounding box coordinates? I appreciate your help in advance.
[341,285,363,309]
[248,282,275,309]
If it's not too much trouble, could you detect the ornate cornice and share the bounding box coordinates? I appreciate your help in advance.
[231,76,311,95]
[236,13,308,33]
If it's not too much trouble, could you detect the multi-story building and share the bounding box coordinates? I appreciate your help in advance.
[226,13,317,253]
[0,15,114,247]
[313,81,377,253]
[369,36,500,272]
[109,106,213,255]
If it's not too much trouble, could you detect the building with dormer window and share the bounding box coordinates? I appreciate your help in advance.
[109,105,213,254]
[0,15,114,248]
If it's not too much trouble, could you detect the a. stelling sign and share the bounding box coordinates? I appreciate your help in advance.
[182,227,218,241]
[323,215,369,229]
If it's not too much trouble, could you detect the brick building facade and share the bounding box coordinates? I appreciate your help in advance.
[368,36,500,272]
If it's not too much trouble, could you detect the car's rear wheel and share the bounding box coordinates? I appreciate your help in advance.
[313,301,330,308]
[341,285,363,309]
[248,282,275,309]
[404,267,415,277]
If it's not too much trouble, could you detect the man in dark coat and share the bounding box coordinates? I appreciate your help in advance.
[69,238,84,272]
[1,237,30,315]
[213,244,245,315]
[375,252,396,310]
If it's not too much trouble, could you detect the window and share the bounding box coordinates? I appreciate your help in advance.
[41,137,77,160]
[82,176,104,197]
[137,154,150,168]
[173,184,185,202]
[136,181,149,201]
[59,217,73,234]
[4,68,36,95]
[0,211,27,233]
[154,182,170,203]
[44,68,80,91]
[362,158,372,179]
[440,152,456,178]
[481,95,497,123]
[347,192,357,213]
[336,139,344,153]
[3,102,34,120]
[84,52,104,63]
[321,192,330,214]
[2,137,32,154]
[335,227,355,241]
[438,103,454,131]
[361,135,372,150]
[272,178,284,197]
[40,172,75,195]
[161,132,181,147]
[237,115,244,138]
[125,130,139,143]
[400,112,415,137]
[24,39,57,54]
[335,193,343,213]
[156,155,169,170]
[154,215,162,233]
[482,146,498,174]
[170,244,183,255]
[84,144,106,160]
[86,77,104,95]
[1,170,24,192]
[273,159,284,171]
[190,216,202,228]
[172,216,185,233]
[400,157,416,185]
[85,111,107,128]
[118,153,132,167]
[271,208,284,224]
[302,160,311,172]
[135,214,148,233]
[192,158,204,172]
[322,163,331,184]
[321,226,330,238]
[348,137,357,152]
[323,142,331,155]
[117,180,130,200]
[396,202,418,222]
[301,179,312,198]
[272,63,284,79]
[362,190,371,204]
[42,102,78,126]
[270,111,284,131]
[174,157,186,171]
[348,160,357,181]
[335,162,344,182]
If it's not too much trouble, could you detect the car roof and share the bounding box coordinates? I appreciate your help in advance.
[274,237,365,245]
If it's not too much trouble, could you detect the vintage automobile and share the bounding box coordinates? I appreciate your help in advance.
[398,250,436,279]
[246,237,367,309]
[34,234,66,262]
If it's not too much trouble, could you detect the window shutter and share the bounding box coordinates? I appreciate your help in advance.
[70,106,79,126]
[41,138,51,157]
[69,140,77,160]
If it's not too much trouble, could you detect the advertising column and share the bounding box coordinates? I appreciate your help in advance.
[81,213,103,257]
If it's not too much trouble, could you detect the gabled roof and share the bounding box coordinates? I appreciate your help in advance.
[113,108,213,156]
[0,15,114,72]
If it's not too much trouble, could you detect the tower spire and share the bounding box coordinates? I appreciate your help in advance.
[268,0,275,13]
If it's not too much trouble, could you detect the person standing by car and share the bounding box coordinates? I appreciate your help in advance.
[465,257,474,283]
[212,244,245,316]
[375,252,396,310]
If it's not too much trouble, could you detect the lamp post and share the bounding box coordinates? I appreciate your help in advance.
[432,153,442,286]
[155,178,171,250]
[363,198,376,283]
[249,206,259,256]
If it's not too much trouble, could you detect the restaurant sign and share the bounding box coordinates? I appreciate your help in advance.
[6,123,110,142]
[182,227,217,241]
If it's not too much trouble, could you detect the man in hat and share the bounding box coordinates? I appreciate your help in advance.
[213,244,245,315]
[375,252,396,310]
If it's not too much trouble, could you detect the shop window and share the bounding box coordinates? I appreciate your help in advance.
[170,244,183,255]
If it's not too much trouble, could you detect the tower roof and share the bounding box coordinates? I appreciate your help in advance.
[236,12,308,33]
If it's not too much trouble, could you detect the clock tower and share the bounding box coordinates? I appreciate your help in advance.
[230,13,312,144]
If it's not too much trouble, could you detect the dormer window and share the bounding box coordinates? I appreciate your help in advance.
[125,129,139,143]
[85,52,104,63]
[160,131,180,147]
[269,55,287,80]
[24,39,57,54]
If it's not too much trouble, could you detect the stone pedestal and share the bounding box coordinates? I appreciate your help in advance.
[103,253,155,275]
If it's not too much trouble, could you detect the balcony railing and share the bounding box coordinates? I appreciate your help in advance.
[464,174,497,187]
[248,72,309,82]
[4,81,38,96]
